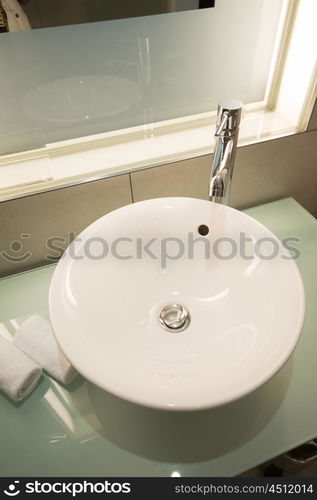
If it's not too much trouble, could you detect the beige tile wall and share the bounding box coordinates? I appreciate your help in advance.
[231,130,317,211]
[0,102,316,277]
[0,174,132,277]
[131,129,317,213]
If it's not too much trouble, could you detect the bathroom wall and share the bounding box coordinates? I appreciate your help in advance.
[0,102,316,278]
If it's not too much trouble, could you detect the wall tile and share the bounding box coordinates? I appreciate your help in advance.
[231,130,317,212]
[131,129,317,214]
[130,154,211,202]
[0,174,132,277]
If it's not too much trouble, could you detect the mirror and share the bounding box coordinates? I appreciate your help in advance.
[1,0,215,31]
[0,0,286,199]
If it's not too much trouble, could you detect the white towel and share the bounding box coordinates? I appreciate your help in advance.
[14,315,77,385]
[0,335,42,401]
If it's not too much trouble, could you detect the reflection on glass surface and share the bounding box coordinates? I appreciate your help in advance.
[0,0,283,154]
[22,0,216,28]
[22,76,141,123]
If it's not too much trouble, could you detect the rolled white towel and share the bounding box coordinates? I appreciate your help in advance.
[14,315,77,385]
[0,335,42,401]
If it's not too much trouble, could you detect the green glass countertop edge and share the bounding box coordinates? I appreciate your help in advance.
[0,197,316,477]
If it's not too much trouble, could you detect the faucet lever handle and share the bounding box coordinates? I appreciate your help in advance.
[215,111,230,137]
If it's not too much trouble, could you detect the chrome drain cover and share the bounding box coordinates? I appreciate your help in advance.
[159,304,190,333]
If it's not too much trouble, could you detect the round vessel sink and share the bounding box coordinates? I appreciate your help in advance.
[49,198,305,410]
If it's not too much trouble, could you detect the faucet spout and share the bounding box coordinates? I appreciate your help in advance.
[209,99,243,205]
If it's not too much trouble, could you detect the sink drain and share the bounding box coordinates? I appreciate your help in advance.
[159,304,190,333]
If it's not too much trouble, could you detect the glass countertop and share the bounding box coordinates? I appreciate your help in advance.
[0,197,316,477]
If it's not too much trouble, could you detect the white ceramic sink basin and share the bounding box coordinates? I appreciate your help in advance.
[49,198,305,410]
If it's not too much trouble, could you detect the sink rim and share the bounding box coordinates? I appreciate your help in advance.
[49,197,305,411]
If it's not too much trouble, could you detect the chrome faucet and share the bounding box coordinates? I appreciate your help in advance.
[209,99,243,205]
